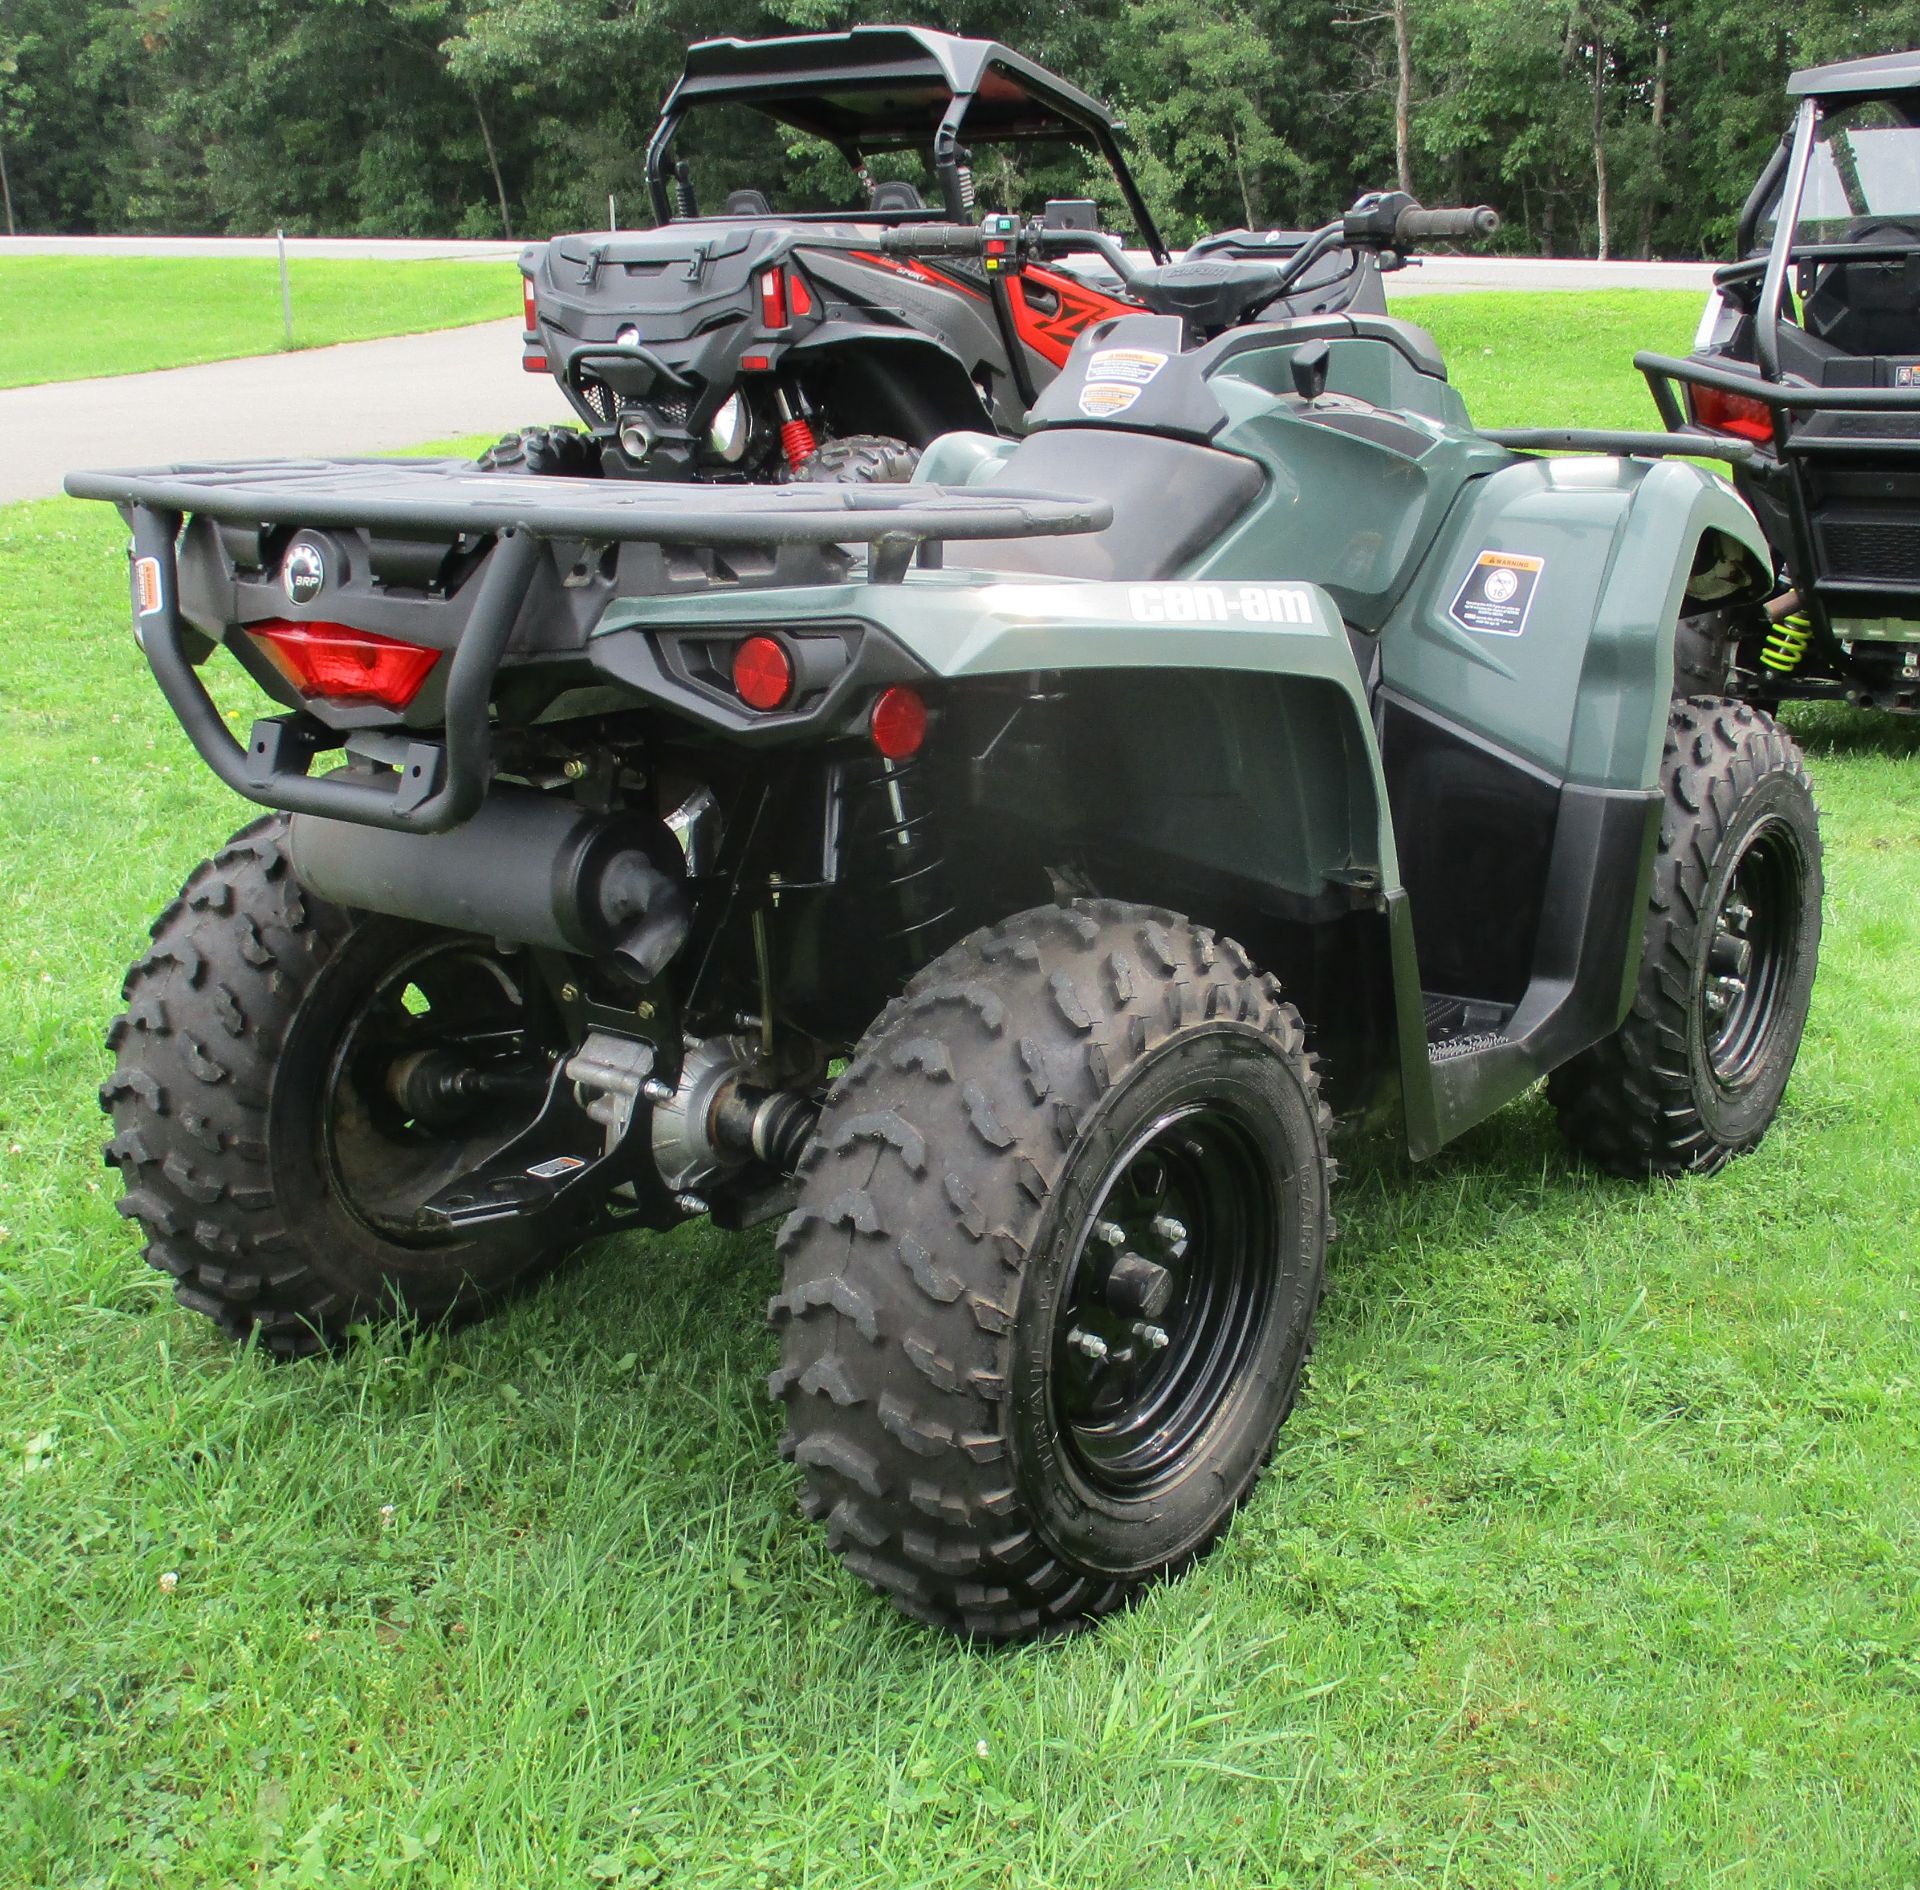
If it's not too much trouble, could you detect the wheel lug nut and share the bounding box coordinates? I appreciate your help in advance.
[1067,1327,1109,1363]
[1151,1214,1187,1247]
[1133,1322,1170,1352]
[1093,1220,1127,1247]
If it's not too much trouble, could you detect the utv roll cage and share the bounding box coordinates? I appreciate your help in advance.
[642,25,1169,262]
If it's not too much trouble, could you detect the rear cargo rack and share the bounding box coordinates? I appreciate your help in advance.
[66,457,1110,835]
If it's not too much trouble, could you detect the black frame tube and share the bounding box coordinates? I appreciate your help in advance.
[129,510,541,834]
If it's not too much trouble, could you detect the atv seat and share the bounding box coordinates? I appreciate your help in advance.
[870,180,925,213]
[952,430,1263,580]
[722,189,774,217]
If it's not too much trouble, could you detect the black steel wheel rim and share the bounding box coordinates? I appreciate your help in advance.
[1702,814,1806,1088]
[1050,1103,1278,1497]
[321,938,558,1243]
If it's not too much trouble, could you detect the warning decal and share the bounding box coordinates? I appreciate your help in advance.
[1086,346,1167,386]
[134,556,164,617]
[1448,549,1544,636]
[1078,380,1143,418]
[526,1155,586,1181]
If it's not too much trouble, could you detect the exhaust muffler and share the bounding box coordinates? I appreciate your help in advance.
[288,788,691,978]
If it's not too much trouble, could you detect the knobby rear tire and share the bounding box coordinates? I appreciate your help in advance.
[771,900,1332,1640]
[101,817,573,1357]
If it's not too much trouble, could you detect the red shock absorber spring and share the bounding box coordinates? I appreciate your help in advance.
[780,415,818,471]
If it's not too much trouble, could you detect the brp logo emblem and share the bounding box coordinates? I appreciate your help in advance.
[282,539,326,605]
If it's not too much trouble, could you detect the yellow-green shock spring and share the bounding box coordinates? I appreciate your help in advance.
[1761,612,1813,674]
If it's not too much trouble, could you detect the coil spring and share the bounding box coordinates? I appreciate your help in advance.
[779,415,818,471]
[1761,612,1813,674]
[847,750,953,967]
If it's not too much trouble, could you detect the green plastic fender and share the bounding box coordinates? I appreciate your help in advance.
[1378,453,1771,791]
[596,563,1403,904]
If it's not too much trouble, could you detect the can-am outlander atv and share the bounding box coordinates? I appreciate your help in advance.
[1638,50,1920,712]
[78,194,1822,1641]
[496,26,1384,487]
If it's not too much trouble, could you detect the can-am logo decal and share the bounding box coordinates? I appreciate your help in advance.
[282,539,326,605]
[1448,549,1543,635]
[1127,584,1317,625]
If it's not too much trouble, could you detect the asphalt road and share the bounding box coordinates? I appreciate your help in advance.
[4,319,574,505]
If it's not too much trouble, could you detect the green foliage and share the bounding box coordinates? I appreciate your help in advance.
[3,0,1918,253]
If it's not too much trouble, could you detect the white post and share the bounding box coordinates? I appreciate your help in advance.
[609,194,618,232]
[277,229,293,347]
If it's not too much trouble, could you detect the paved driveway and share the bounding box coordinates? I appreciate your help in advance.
[6,319,573,504]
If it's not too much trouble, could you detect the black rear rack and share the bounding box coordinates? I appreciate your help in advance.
[66,457,1109,835]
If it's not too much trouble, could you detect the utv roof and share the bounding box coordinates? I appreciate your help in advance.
[1788,50,1920,99]
[663,26,1128,148]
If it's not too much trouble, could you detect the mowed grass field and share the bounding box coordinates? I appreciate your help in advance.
[2,294,1919,1887]
[0,257,522,389]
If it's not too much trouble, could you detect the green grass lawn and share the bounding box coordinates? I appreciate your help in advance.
[0,257,522,390]
[3,300,1919,1887]
[1396,289,1702,431]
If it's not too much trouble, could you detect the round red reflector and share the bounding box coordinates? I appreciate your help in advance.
[869,685,927,760]
[732,634,794,711]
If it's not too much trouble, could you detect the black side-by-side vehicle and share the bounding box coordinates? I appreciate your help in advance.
[1640,50,1920,712]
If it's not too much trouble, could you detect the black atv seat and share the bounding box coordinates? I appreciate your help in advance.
[870,180,925,212]
[722,189,773,216]
[955,429,1263,580]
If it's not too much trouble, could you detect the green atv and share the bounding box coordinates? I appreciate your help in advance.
[73,194,1823,1640]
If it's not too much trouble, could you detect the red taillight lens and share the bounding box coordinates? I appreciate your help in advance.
[251,620,440,711]
[759,267,789,329]
[732,634,794,711]
[787,269,814,318]
[870,685,927,760]
[1688,383,1776,444]
[521,277,546,371]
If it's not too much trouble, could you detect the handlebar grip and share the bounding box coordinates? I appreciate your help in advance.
[876,225,986,257]
[1394,204,1500,244]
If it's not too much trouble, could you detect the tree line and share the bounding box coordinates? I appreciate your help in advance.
[2,0,1917,257]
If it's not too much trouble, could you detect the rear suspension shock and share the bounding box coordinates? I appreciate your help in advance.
[844,750,954,969]
[775,387,817,472]
[1761,611,1813,674]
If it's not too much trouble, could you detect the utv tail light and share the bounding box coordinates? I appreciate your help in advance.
[759,268,789,329]
[521,277,547,373]
[787,270,814,318]
[251,620,440,711]
[732,634,794,711]
[1688,383,1776,445]
[869,685,927,760]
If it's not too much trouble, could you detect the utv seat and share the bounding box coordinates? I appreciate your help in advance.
[870,180,926,213]
[956,429,1264,580]
[721,189,774,217]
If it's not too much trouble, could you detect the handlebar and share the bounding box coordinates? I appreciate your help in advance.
[1394,204,1500,244]
[1397,204,1497,245]
[876,195,1499,334]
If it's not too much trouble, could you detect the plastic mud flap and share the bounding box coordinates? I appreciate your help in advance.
[66,459,1111,835]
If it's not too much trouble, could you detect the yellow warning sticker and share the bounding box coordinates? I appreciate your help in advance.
[1448,549,1544,636]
